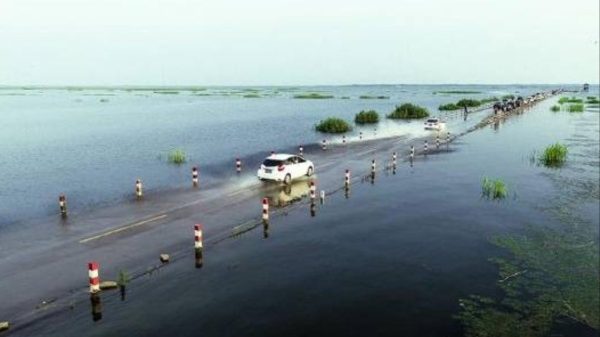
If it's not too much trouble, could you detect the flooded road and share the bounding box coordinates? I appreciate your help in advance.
[0,86,598,337]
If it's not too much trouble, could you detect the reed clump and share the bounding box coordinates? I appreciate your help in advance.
[550,105,561,112]
[315,118,352,133]
[567,104,584,112]
[293,93,334,99]
[539,143,568,167]
[167,149,187,165]
[481,177,508,200]
[354,110,380,124]
[359,95,390,99]
[558,96,583,104]
[434,90,482,94]
[388,103,429,119]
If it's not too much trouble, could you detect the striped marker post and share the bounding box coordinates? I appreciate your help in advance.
[392,152,397,167]
[410,145,415,160]
[299,145,304,156]
[192,167,199,187]
[88,262,100,293]
[344,169,350,188]
[194,224,203,250]
[58,194,67,217]
[235,158,242,173]
[424,140,428,154]
[135,179,143,199]
[446,132,450,143]
[322,139,327,151]
[262,198,269,222]
[371,159,376,174]
[359,131,363,140]
[436,135,440,149]
[309,182,316,202]
[320,190,325,204]
[342,135,346,145]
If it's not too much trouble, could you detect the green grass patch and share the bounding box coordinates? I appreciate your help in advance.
[315,118,352,133]
[340,96,350,99]
[243,94,260,98]
[550,105,561,112]
[293,93,334,99]
[558,96,583,104]
[438,103,460,111]
[585,96,599,104]
[354,110,379,124]
[539,143,567,167]
[434,90,482,94]
[359,95,390,99]
[567,103,584,112]
[387,103,429,119]
[167,149,187,165]
[481,177,508,200]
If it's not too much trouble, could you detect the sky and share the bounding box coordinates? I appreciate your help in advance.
[0,0,598,86]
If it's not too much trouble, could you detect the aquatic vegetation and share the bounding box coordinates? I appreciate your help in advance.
[439,97,498,110]
[434,90,482,94]
[354,110,379,124]
[293,93,334,99]
[117,270,130,286]
[154,91,180,95]
[481,177,508,200]
[359,95,389,99]
[438,103,460,111]
[558,96,583,104]
[340,96,350,99]
[502,94,515,100]
[585,96,599,104]
[456,99,482,108]
[539,143,568,167]
[567,104,584,112]
[167,149,187,165]
[387,103,429,119]
[243,94,261,98]
[315,118,352,133]
[550,105,561,112]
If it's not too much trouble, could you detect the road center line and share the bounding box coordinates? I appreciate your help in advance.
[79,214,168,244]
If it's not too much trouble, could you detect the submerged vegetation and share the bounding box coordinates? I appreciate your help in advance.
[567,103,584,112]
[550,105,561,112]
[167,149,187,165]
[354,110,379,124]
[359,95,389,99]
[558,96,583,104]
[439,97,499,111]
[539,143,568,167]
[481,177,508,200]
[243,94,261,98]
[586,96,600,104]
[387,103,429,119]
[293,93,334,99]
[315,118,352,133]
[434,90,482,94]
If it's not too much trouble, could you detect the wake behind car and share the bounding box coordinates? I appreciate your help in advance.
[257,154,314,184]
[424,118,445,131]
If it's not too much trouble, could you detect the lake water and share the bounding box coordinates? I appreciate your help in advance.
[1,85,597,337]
[0,85,560,227]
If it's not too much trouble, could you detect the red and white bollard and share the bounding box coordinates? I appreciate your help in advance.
[310,181,316,201]
[262,198,269,222]
[342,135,346,144]
[392,152,397,166]
[436,135,440,148]
[58,194,67,217]
[194,224,203,250]
[192,166,199,187]
[88,261,100,293]
[135,179,143,198]
[235,158,242,173]
[446,132,450,143]
[410,145,415,159]
[322,139,327,151]
[359,131,363,140]
[344,169,350,187]
[299,145,304,156]
[371,159,376,174]
[424,140,428,153]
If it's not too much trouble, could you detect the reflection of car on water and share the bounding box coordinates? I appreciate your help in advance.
[257,153,314,185]
[265,180,312,207]
[424,118,445,131]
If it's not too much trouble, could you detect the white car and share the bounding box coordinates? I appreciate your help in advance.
[424,118,445,131]
[257,154,314,184]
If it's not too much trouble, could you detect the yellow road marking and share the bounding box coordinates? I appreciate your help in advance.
[79,214,168,243]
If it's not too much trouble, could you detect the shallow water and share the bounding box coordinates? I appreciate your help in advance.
[5,87,598,337]
[0,84,559,226]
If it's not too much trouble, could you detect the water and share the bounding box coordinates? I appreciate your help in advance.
[2,85,598,336]
[0,85,558,226]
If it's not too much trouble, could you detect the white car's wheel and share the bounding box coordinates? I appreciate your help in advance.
[306,166,314,177]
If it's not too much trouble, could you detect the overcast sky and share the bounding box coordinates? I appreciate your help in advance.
[0,0,598,86]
